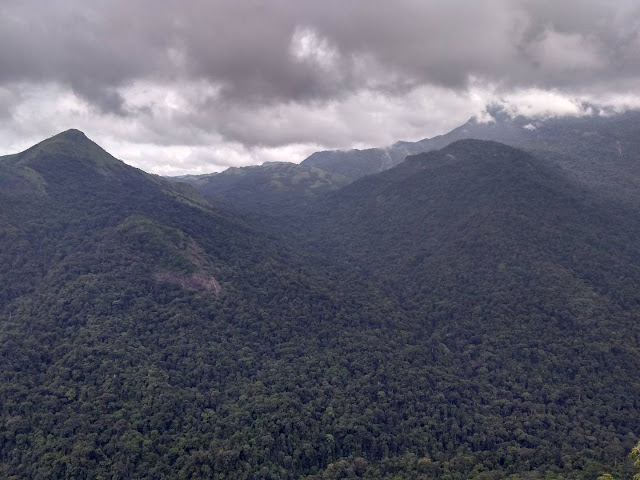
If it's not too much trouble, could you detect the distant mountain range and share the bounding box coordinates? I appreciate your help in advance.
[174,161,349,216]
[2,113,640,479]
[304,108,640,180]
[175,108,640,215]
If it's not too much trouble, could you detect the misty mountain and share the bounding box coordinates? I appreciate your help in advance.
[1,131,640,479]
[301,109,640,206]
[412,109,640,206]
[171,110,640,219]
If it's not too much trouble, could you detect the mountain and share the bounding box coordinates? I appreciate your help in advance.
[301,109,640,206]
[301,148,403,182]
[303,139,640,478]
[0,130,395,479]
[173,161,349,216]
[312,138,640,305]
[409,109,640,206]
[169,110,640,219]
[2,131,640,479]
[0,129,245,308]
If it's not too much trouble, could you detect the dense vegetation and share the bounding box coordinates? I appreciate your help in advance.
[413,109,640,207]
[175,162,349,217]
[302,148,402,182]
[300,140,640,479]
[1,125,640,479]
[298,108,640,207]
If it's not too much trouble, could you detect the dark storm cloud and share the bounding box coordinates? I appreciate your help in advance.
[3,0,639,108]
[1,0,639,173]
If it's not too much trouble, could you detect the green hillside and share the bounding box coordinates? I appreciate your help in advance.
[1,132,640,479]
[301,110,640,208]
[302,148,400,182]
[174,162,349,217]
[303,139,640,478]
[0,131,389,478]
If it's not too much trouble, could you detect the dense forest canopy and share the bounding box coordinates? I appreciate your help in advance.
[1,116,640,479]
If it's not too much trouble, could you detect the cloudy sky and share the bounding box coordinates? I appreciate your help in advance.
[1,0,640,175]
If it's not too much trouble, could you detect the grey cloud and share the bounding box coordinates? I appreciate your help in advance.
[1,0,640,173]
[4,0,640,108]
[72,82,126,115]
[0,88,13,120]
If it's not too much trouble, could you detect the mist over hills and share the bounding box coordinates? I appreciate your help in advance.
[174,109,640,219]
[300,109,640,205]
[2,119,640,479]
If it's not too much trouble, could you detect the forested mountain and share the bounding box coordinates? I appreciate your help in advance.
[173,162,349,216]
[0,130,393,478]
[301,148,403,182]
[174,111,640,217]
[300,109,640,205]
[1,130,640,479]
[301,139,640,478]
[408,109,640,207]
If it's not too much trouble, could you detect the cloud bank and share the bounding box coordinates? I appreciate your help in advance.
[1,0,639,174]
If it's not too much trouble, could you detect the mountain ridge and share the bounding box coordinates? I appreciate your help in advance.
[2,130,640,479]
[173,160,350,217]
[300,108,640,198]
[10,128,125,170]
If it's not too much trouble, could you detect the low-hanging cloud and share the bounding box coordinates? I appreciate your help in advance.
[1,0,639,173]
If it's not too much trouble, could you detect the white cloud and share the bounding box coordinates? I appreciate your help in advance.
[583,92,640,113]
[290,26,339,70]
[3,79,640,176]
[494,88,589,118]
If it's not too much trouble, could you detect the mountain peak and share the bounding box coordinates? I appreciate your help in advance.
[40,128,95,150]
[55,128,88,141]
[15,128,124,170]
[1,128,142,190]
